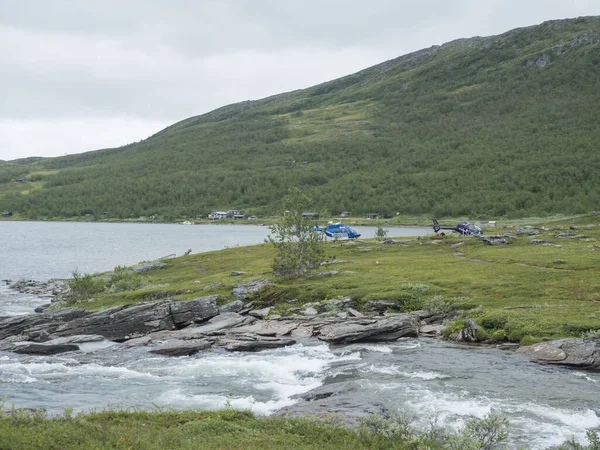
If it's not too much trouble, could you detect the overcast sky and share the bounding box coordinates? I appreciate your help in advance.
[1,0,598,160]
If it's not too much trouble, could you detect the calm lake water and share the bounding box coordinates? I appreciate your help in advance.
[0,221,431,281]
[0,221,598,449]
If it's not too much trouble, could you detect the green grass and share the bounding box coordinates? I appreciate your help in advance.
[60,214,600,344]
[0,409,408,450]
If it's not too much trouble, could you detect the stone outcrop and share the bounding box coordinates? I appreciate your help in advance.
[447,319,478,342]
[232,280,271,299]
[516,338,600,370]
[53,296,218,341]
[13,343,80,355]
[0,308,90,341]
[318,315,418,344]
[149,339,212,356]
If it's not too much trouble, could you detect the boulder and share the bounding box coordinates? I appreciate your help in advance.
[232,280,271,299]
[0,308,90,341]
[481,236,509,245]
[366,300,399,313]
[230,320,298,337]
[149,339,212,356]
[318,315,418,344]
[54,297,219,341]
[249,306,271,319]
[218,300,244,314]
[13,343,79,355]
[215,334,296,352]
[516,338,600,370]
[447,319,478,342]
[169,296,219,325]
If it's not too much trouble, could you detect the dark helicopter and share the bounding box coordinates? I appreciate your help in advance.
[432,219,483,236]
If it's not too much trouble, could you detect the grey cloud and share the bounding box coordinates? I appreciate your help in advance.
[0,0,598,159]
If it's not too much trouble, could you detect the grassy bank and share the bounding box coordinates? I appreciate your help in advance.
[62,213,600,344]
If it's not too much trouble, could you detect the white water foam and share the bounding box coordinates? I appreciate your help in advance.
[154,389,297,415]
[375,381,599,449]
[146,343,360,415]
[359,363,450,380]
[573,371,599,383]
[0,359,161,383]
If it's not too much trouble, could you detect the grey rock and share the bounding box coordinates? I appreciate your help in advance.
[34,304,51,313]
[516,338,600,370]
[556,232,574,238]
[230,320,298,337]
[216,334,296,352]
[530,239,549,245]
[54,297,218,342]
[291,381,361,401]
[149,339,212,356]
[202,281,223,291]
[366,301,399,313]
[131,262,166,273]
[175,313,252,337]
[249,306,271,319]
[219,300,244,314]
[169,296,219,325]
[303,307,318,316]
[481,236,509,245]
[232,279,272,299]
[346,308,364,318]
[516,228,540,236]
[45,335,105,345]
[229,271,246,277]
[448,319,478,342]
[318,315,418,344]
[13,343,79,355]
[0,308,90,341]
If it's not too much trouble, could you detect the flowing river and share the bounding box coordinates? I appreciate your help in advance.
[0,221,598,449]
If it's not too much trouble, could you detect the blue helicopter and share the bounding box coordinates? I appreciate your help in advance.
[432,219,483,236]
[314,222,361,239]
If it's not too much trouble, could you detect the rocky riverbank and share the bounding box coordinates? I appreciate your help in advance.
[1,283,598,372]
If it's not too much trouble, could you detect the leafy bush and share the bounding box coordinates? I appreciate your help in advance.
[400,283,430,293]
[358,410,415,439]
[581,329,600,340]
[558,430,600,450]
[67,270,105,302]
[424,296,454,315]
[106,266,143,292]
[375,226,389,241]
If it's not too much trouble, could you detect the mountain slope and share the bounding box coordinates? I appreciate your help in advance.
[1,16,600,220]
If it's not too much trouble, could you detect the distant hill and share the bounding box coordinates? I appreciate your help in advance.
[1,16,599,220]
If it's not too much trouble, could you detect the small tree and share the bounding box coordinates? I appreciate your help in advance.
[375,226,389,241]
[268,187,328,277]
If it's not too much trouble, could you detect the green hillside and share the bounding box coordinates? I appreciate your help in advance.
[1,16,600,220]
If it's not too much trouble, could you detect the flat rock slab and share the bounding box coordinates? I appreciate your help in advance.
[516,338,600,370]
[149,339,212,356]
[13,343,80,355]
[318,314,418,344]
[54,296,219,341]
[215,334,296,352]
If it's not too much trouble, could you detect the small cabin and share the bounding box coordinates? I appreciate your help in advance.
[302,212,319,219]
[16,178,27,183]
[340,212,351,217]
[233,214,245,220]
[366,213,379,219]
[2,211,12,217]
